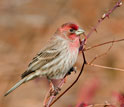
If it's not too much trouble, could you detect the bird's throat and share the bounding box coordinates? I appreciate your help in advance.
[69,37,80,52]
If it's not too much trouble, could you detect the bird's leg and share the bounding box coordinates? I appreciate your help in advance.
[44,66,77,106]
[43,78,66,107]
[50,79,64,96]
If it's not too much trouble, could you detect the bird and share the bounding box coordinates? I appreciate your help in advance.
[4,22,85,97]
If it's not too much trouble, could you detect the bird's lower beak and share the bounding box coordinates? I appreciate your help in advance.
[75,28,85,35]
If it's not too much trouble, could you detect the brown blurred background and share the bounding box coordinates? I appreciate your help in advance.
[0,0,124,107]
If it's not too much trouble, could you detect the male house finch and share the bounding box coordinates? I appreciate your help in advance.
[4,22,85,96]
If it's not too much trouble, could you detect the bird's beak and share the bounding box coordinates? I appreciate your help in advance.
[75,28,85,35]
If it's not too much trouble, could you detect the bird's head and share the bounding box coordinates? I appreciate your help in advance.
[56,22,85,41]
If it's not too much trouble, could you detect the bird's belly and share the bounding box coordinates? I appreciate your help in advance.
[46,49,78,79]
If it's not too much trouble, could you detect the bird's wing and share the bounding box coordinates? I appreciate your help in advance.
[21,40,61,78]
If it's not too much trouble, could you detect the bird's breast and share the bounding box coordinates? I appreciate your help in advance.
[69,37,80,51]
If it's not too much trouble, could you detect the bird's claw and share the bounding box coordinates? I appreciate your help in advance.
[50,87,61,96]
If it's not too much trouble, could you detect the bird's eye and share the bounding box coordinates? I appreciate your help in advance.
[70,29,75,33]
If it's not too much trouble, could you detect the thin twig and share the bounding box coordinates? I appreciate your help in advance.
[89,64,124,72]
[84,101,114,107]
[85,39,124,72]
[84,38,124,51]
[80,0,122,49]
[88,41,113,65]
[86,0,122,39]
[88,104,112,107]
[43,88,52,106]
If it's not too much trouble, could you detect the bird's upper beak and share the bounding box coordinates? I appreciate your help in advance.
[75,28,85,35]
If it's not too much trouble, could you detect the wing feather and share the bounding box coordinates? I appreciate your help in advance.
[21,38,62,78]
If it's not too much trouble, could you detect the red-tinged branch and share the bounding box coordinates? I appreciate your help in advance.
[84,38,124,51]
[43,79,66,107]
[80,0,122,49]
[86,0,122,39]
[87,103,113,107]
[88,41,113,65]
[89,64,124,72]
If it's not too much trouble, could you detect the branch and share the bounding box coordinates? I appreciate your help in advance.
[89,64,124,72]
[84,38,124,51]
[87,0,122,39]
[43,79,66,107]
[88,41,113,65]
[80,0,122,49]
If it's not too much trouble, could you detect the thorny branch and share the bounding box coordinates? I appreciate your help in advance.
[80,0,122,49]
[87,0,122,39]
[46,0,123,106]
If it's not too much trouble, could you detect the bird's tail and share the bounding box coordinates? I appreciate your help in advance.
[4,78,27,96]
[4,71,41,96]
